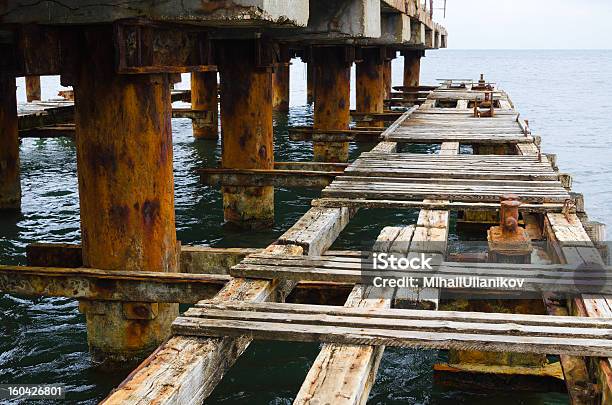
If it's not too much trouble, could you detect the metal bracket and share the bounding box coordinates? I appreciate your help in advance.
[114,20,216,74]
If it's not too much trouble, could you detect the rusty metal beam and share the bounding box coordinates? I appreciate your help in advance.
[313,46,352,162]
[402,49,423,88]
[198,168,339,188]
[25,75,41,101]
[272,62,290,112]
[0,265,227,303]
[218,39,275,229]
[0,71,20,210]
[114,21,216,74]
[74,26,179,364]
[191,71,218,139]
[356,47,385,127]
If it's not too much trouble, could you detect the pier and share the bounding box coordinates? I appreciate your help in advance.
[1,1,611,404]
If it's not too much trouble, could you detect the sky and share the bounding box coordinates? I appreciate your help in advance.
[432,0,612,49]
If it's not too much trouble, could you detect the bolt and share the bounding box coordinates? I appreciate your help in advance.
[500,199,521,234]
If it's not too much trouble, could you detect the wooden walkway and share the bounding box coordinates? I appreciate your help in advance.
[81,80,612,403]
[174,301,612,358]
[230,253,611,295]
[16,90,191,133]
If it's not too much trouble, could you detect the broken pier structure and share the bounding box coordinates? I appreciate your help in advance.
[0,0,446,372]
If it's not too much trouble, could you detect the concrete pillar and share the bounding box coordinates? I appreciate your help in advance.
[25,75,41,102]
[191,71,218,139]
[0,72,21,211]
[306,61,315,104]
[218,40,274,229]
[402,50,422,88]
[73,27,178,365]
[383,59,392,100]
[356,48,385,127]
[272,62,290,112]
[313,46,351,163]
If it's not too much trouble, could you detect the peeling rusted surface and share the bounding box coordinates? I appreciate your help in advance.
[191,71,218,139]
[356,48,385,128]
[73,27,178,365]
[272,63,290,112]
[313,46,351,163]
[25,75,41,102]
[0,71,20,210]
[402,50,421,87]
[218,39,274,229]
[307,61,315,104]
[383,59,392,100]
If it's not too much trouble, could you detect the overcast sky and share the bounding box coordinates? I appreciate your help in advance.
[433,0,612,49]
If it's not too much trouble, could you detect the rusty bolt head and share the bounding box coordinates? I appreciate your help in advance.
[500,194,520,202]
[500,199,521,233]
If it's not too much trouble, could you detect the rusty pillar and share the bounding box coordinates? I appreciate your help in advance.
[218,39,274,229]
[0,72,21,211]
[191,71,218,139]
[25,75,41,102]
[313,46,352,162]
[356,48,385,128]
[272,62,290,112]
[168,73,181,90]
[73,27,178,365]
[383,59,392,100]
[306,61,315,104]
[402,50,422,88]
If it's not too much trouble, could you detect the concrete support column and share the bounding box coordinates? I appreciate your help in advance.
[356,48,385,127]
[272,62,290,112]
[313,46,351,163]
[306,61,315,104]
[402,50,422,88]
[25,75,41,102]
[0,72,21,211]
[191,71,218,139]
[73,27,178,365]
[218,40,274,229]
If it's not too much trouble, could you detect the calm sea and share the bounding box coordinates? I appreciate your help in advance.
[1,50,610,404]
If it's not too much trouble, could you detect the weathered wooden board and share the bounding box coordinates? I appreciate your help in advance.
[546,212,612,403]
[102,206,352,405]
[230,255,611,294]
[293,226,411,405]
[278,207,354,255]
[312,198,566,213]
[174,302,612,357]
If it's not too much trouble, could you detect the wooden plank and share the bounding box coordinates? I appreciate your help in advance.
[288,127,383,142]
[274,161,347,172]
[0,264,228,303]
[312,198,566,213]
[384,134,533,144]
[230,257,612,295]
[174,302,612,358]
[102,206,351,405]
[198,168,339,188]
[19,124,75,138]
[278,207,354,255]
[546,213,612,403]
[293,226,412,405]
